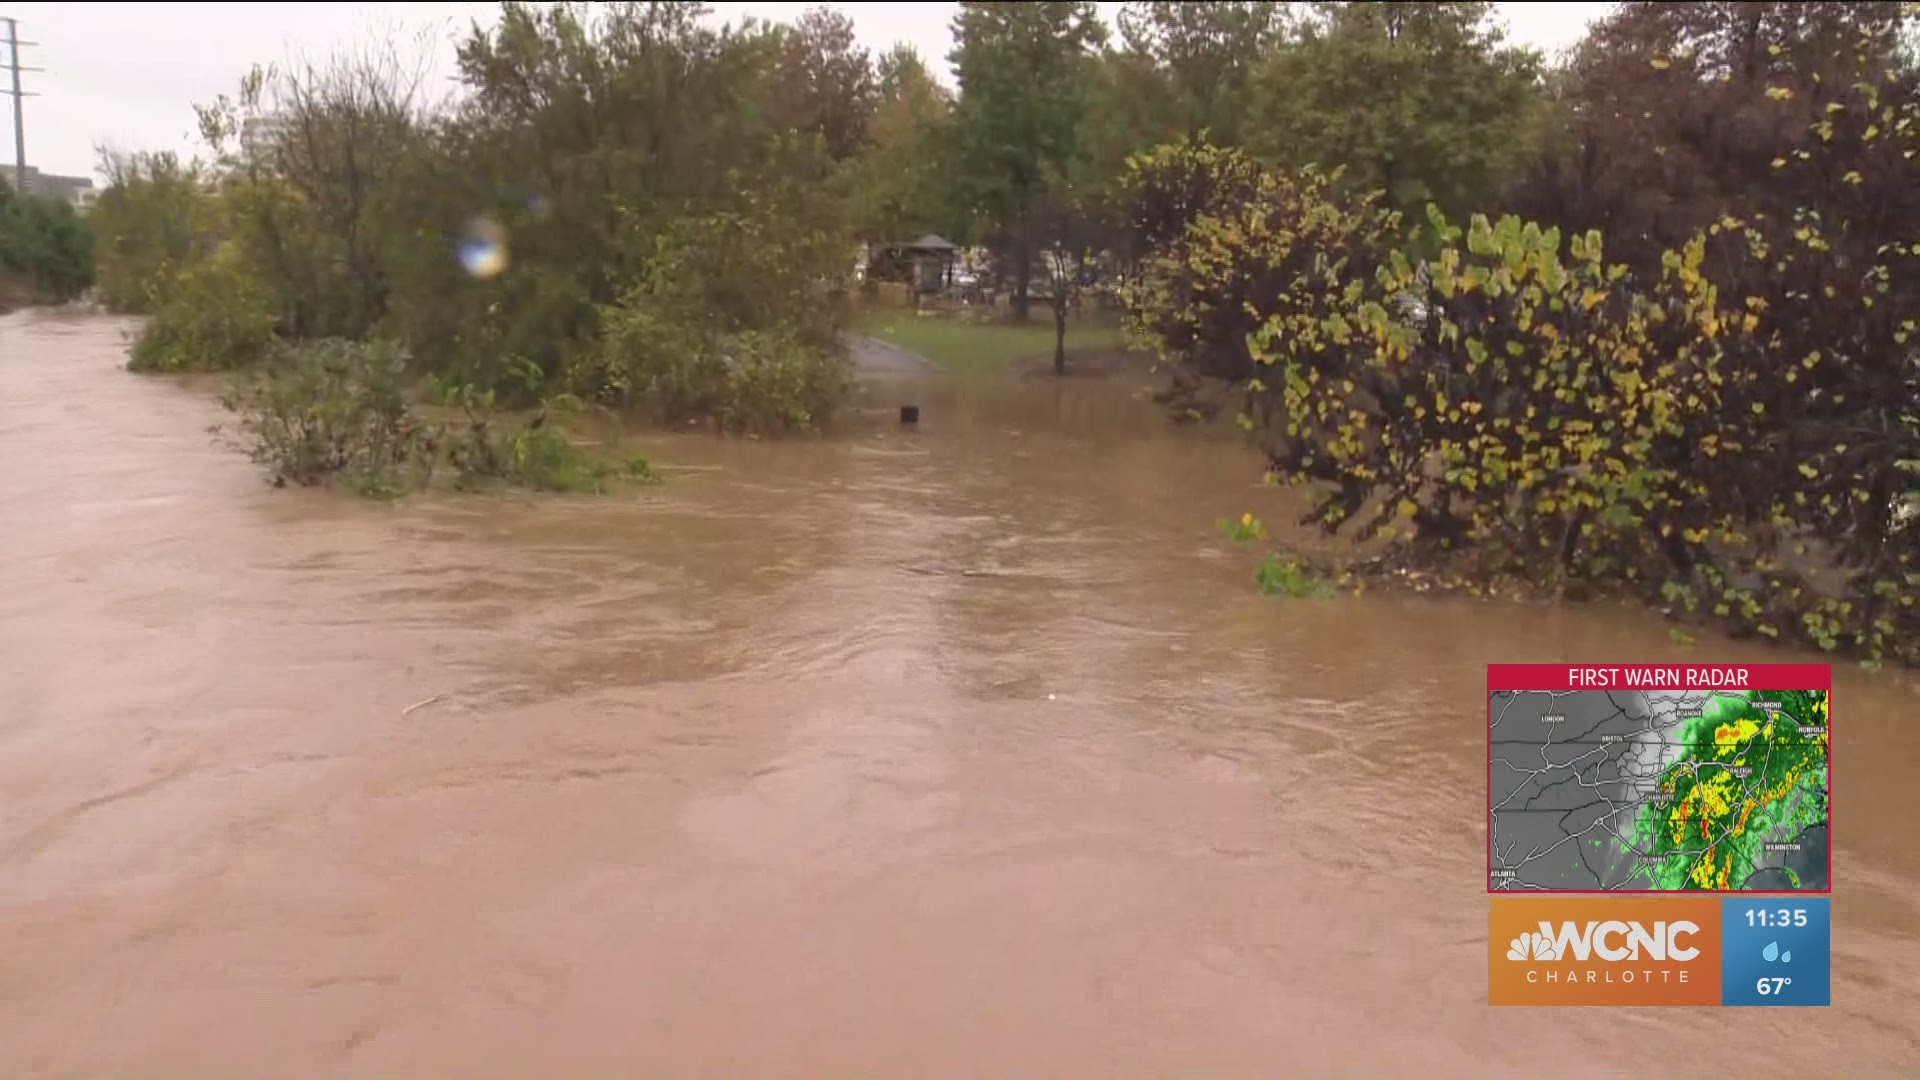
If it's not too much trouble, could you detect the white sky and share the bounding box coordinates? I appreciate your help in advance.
[1,2,1615,181]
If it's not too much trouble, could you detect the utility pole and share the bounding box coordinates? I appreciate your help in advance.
[1,15,40,194]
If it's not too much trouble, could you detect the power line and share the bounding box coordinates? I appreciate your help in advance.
[2,15,44,193]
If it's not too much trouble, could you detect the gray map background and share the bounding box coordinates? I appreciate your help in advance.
[1488,689,1827,891]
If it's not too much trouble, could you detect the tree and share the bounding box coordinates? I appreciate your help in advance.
[1250,1,1543,226]
[111,0,864,432]
[190,43,434,342]
[771,7,879,163]
[269,43,432,338]
[948,0,1106,320]
[89,150,209,313]
[418,1,849,392]
[1115,1,1288,145]
[847,45,959,243]
[1030,174,1112,374]
[1507,0,1913,273]
[0,183,93,303]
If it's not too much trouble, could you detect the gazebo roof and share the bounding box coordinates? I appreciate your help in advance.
[897,233,957,252]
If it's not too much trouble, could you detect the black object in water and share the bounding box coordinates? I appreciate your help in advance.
[900,405,920,425]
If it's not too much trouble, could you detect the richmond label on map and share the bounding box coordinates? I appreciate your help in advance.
[1487,664,1831,893]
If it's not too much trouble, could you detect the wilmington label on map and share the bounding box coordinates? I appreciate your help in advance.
[1487,665,1831,893]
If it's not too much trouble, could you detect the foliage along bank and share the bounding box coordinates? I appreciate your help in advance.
[81,1,1919,663]
[0,182,92,309]
[1121,39,1918,665]
[94,2,869,481]
[89,3,890,494]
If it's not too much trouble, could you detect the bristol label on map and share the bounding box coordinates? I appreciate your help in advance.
[1487,664,1831,893]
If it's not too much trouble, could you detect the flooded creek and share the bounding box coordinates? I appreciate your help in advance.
[2,310,1915,1076]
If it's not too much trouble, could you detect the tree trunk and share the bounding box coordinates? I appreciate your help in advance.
[1011,236,1031,322]
[1052,295,1068,375]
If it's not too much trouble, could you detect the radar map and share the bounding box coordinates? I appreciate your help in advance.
[1489,686,1829,892]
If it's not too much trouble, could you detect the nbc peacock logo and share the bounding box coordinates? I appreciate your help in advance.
[1505,930,1558,961]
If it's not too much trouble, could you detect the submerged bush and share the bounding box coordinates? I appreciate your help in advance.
[588,305,849,434]
[218,338,432,495]
[714,330,851,434]
[433,385,634,494]
[219,339,649,497]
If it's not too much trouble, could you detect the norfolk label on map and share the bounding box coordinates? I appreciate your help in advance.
[1487,664,1831,893]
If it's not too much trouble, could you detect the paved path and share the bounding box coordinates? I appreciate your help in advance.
[846,333,937,375]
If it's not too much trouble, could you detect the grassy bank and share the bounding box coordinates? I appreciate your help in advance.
[856,307,1130,375]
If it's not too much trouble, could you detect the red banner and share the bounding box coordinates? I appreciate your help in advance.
[1486,664,1831,691]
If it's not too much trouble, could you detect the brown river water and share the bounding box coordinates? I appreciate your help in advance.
[2,310,1916,1077]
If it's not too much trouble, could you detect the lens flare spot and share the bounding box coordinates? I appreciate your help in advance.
[458,217,509,279]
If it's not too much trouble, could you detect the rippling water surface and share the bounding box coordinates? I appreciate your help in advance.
[2,311,1914,1076]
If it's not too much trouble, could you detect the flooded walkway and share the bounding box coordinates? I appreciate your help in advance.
[2,310,1916,1077]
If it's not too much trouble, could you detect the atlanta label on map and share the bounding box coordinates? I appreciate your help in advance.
[1488,664,1831,893]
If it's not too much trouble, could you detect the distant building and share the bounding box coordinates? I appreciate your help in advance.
[240,113,290,159]
[869,233,958,295]
[1,164,96,209]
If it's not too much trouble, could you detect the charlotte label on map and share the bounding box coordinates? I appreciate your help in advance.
[1487,664,1831,893]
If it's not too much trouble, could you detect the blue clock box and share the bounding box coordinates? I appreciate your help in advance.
[1721,897,1831,1006]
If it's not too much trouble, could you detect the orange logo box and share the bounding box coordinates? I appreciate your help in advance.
[1490,897,1721,1006]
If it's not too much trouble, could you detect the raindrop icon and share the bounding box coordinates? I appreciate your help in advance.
[1782,949,1791,963]
[1762,941,1779,962]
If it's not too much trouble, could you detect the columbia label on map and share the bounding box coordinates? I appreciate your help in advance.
[1487,664,1831,893]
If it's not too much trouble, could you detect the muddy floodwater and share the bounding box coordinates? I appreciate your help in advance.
[2,310,1916,1077]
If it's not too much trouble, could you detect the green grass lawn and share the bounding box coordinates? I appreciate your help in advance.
[857,307,1130,375]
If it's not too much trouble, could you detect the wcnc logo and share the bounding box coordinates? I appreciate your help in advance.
[1504,919,1702,963]
[1490,898,1722,1006]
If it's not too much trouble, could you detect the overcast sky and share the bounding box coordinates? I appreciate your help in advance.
[1,2,1615,181]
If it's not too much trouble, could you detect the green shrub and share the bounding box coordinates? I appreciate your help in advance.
[485,424,607,493]
[574,198,854,434]
[218,338,431,495]
[129,248,279,372]
[1253,553,1336,600]
[1218,514,1334,599]
[586,302,850,434]
[434,386,625,494]
[577,303,709,413]
[1121,141,1395,417]
[219,341,650,497]
[718,330,851,433]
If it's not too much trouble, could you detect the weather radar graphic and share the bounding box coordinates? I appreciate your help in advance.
[1489,667,1829,892]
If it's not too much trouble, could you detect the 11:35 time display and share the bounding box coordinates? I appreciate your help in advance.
[1746,907,1810,928]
